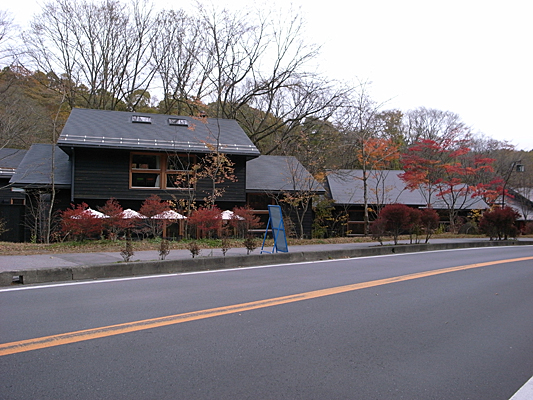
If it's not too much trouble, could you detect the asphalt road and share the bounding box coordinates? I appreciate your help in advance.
[1,246,532,399]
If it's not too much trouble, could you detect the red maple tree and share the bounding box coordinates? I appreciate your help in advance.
[60,202,102,240]
[188,206,223,238]
[98,198,132,240]
[400,139,497,231]
[138,194,171,238]
[375,203,414,245]
[229,206,261,238]
[479,206,520,240]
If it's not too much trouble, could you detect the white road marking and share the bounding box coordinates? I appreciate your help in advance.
[509,376,533,400]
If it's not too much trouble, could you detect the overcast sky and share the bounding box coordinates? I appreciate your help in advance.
[6,0,533,150]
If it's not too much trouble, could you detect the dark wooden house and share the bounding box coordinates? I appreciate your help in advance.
[56,108,260,211]
[9,109,265,241]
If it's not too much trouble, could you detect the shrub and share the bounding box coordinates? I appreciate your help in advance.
[408,208,422,244]
[186,240,201,258]
[138,194,171,238]
[60,202,102,240]
[378,204,415,245]
[522,222,533,235]
[370,217,387,245]
[98,198,132,240]
[419,208,440,243]
[0,217,8,237]
[479,206,520,240]
[188,206,222,238]
[221,237,231,256]
[120,239,134,262]
[243,236,258,254]
[159,239,170,260]
[229,206,261,238]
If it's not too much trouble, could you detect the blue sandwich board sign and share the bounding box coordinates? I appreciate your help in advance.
[261,205,288,253]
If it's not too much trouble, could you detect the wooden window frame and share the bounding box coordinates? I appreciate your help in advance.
[130,152,196,190]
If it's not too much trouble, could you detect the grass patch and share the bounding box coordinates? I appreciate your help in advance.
[0,233,527,256]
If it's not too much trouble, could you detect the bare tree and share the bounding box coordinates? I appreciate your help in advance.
[23,0,159,110]
[402,107,473,146]
[191,4,351,154]
[334,83,399,235]
[279,157,322,239]
[368,169,402,218]
[151,9,205,115]
[0,10,14,61]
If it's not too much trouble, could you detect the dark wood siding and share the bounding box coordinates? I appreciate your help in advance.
[195,156,247,204]
[0,178,26,205]
[73,148,247,204]
[73,148,131,200]
[0,204,25,242]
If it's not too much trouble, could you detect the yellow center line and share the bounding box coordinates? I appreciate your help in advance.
[1,256,532,357]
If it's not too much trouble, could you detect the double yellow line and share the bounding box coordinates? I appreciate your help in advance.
[2,256,532,357]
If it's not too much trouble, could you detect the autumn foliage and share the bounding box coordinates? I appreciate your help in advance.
[60,196,176,241]
[418,207,440,243]
[400,138,497,231]
[358,138,400,170]
[98,198,132,240]
[478,207,520,240]
[60,202,102,240]
[229,206,261,238]
[138,194,172,238]
[374,204,414,244]
[371,204,440,245]
[188,206,223,238]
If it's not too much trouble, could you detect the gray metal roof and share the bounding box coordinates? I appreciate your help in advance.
[326,169,488,210]
[0,148,27,178]
[58,108,260,156]
[326,170,420,205]
[10,144,71,188]
[246,155,325,193]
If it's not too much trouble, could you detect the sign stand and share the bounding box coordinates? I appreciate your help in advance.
[261,205,289,254]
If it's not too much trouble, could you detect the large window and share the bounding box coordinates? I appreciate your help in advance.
[130,153,195,189]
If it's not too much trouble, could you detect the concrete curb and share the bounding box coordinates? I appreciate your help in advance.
[1,240,530,286]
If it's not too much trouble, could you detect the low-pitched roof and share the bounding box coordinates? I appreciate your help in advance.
[326,169,488,210]
[0,148,27,178]
[58,108,260,156]
[327,170,421,205]
[506,189,533,220]
[10,144,71,188]
[246,155,324,193]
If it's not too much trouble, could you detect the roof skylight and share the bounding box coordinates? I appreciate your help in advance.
[131,115,152,124]
[168,118,188,127]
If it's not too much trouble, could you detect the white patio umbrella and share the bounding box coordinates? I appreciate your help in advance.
[221,210,244,220]
[71,208,106,219]
[86,208,106,218]
[153,210,186,220]
[122,208,144,219]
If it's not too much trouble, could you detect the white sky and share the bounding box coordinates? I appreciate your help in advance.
[5,0,533,150]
